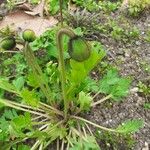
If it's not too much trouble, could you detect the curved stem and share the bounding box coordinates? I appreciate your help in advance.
[56,28,76,118]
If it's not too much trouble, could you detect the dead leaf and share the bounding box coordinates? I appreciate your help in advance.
[0,10,58,36]
[17,3,32,11]
[25,0,45,17]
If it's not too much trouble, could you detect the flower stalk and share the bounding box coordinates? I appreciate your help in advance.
[56,28,76,119]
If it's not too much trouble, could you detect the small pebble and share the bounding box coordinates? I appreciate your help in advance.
[130,87,139,93]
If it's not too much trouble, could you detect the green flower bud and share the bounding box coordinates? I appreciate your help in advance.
[0,37,16,50]
[22,29,36,42]
[68,36,91,62]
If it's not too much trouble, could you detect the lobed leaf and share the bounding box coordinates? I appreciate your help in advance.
[116,119,144,134]
[0,78,19,94]
[98,69,131,100]
[77,91,92,111]
[21,89,39,107]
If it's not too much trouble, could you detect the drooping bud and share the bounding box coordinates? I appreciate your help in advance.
[68,36,91,62]
[0,37,16,50]
[22,29,36,42]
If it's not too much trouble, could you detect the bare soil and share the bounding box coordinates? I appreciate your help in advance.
[85,11,150,150]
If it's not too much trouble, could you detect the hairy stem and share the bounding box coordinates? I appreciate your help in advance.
[66,130,73,148]
[56,28,76,118]
[82,126,87,138]
[61,140,65,150]
[31,140,41,150]
[72,116,118,133]
[85,123,94,136]
[39,102,63,116]
[24,42,52,103]
[71,127,86,140]
[57,139,60,150]
[4,99,45,113]
[91,94,112,107]
[59,0,63,26]
[2,50,20,53]
[39,142,43,150]
[0,98,48,118]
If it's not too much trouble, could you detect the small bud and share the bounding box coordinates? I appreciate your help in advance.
[68,36,91,62]
[0,37,16,50]
[22,29,36,42]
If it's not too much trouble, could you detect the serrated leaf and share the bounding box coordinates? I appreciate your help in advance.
[98,69,131,100]
[78,91,92,111]
[70,136,100,150]
[10,112,32,138]
[0,79,18,94]
[13,76,25,91]
[48,126,67,142]
[0,110,16,141]
[11,112,31,129]
[27,72,40,88]
[82,77,99,92]
[3,109,18,120]
[21,89,39,107]
[116,119,144,134]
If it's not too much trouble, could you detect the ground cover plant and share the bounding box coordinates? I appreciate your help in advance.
[0,0,148,150]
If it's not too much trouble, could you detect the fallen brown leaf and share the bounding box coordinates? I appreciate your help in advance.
[17,3,32,11]
[0,10,58,36]
[25,0,45,17]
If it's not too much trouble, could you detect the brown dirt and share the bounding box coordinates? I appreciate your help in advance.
[85,11,150,150]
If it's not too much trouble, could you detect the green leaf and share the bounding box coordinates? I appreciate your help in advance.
[13,76,25,91]
[74,27,84,36]
[82,77,99,92]
[98,69,131,100]
[70,60,87,84]
[3,109,18,120]
[116,119,144,134]
[77,91,92,111]
[11,112,31,129]
[0,109,18,141]
[144,103,150,109]
[17,144,30,150]
[10,112,32,138]
[0,89,4,98]
[0,78,18,94]
[21,89,39,107]
[27,72,40,88]
[70,136,100,150]
[69,44,106,85]
[48,126,67,142]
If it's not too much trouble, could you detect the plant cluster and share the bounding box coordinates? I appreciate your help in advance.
[71,0,121,13]
[65,11,140,43]
[127,0,150,17]
[0,1,144,150]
